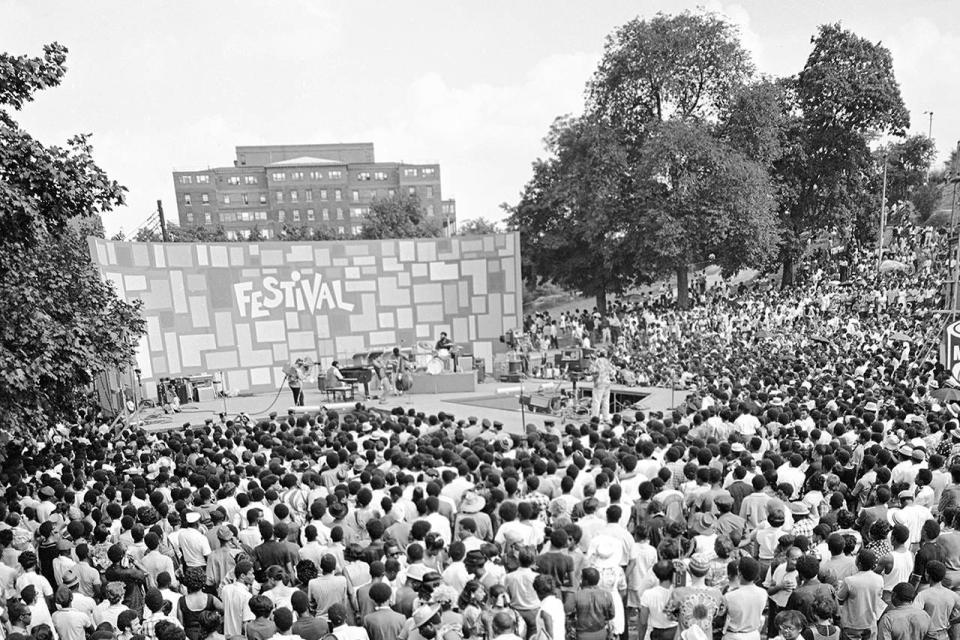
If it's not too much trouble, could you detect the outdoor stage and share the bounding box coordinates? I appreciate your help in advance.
[137,377,681,435]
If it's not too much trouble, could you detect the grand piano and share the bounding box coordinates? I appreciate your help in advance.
[339,351,384,397]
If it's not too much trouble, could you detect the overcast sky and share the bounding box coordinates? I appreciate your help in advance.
[4,0,957,237]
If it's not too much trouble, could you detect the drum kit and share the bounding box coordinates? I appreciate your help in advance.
[427,345,460,375]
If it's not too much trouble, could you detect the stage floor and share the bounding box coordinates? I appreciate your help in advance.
[134,379,681,435]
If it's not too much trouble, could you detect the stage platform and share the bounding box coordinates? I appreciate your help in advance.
[133,378,682,436]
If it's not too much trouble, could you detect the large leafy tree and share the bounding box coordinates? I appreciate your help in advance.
[776,24,909,284]
[360,194,442,239]
[508,115,640,314]
[0,44,144,429]
[582,10,776,306]
[589,11,754,138]
[631,120,779,307]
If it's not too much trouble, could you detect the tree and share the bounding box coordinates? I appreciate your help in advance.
[775,24,909,284]
[882,135,937,205]
[508,115,640,314]
[631,119,779,307]
[360,194,443,239]
[0,43,144,429]
[458,217,502,235]
[584,10,776,307]
[589,11,754,137]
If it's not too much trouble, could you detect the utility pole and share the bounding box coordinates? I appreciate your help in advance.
[157,199,170,242]
[877,153,888,272]
[951,141,960,230]
[924,111,934,138]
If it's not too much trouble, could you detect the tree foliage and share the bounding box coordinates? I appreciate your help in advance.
[630,120,779,306]
[360,194,443,239]
[458,217,502,235]
[775,24,908,283]
[0,43,144,429]
[508,116,639,313]
[589,11,754,133]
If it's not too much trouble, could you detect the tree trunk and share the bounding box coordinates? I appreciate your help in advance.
[781,254,795,288]
[596,287,608,315]
[676,266,689,309]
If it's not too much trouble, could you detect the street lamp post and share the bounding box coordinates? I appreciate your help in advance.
[924,111,934,138]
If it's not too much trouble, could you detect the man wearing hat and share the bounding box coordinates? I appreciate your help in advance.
[51,584,94,640]
[889,490,933,549]
[663,554,726,638]
[178,510,212,569]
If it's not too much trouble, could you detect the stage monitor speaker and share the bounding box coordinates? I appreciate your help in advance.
[195,386,216,402]
[508,361,523,374]
[460,356,474,372]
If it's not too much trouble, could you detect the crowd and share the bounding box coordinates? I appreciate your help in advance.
[3,218,960,640]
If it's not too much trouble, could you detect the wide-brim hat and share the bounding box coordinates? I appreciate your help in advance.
[690,512,717,534]
[592,538,620,567]
[460,491,485,514]
[412,604,441,628]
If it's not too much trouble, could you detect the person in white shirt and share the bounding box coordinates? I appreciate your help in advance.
[178,511,212,568]
[533,575,565,640]
[327,603,369,640]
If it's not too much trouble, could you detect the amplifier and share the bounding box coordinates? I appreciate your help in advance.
[460,356,474,372]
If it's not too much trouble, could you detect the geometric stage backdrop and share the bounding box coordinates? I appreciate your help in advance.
[88,233,522,394]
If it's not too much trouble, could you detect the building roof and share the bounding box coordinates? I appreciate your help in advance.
[268,156,344,167]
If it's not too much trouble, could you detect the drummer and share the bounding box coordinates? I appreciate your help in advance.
[435,331,458,372]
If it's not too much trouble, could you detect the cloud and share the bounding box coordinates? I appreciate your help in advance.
[701,1,765,71]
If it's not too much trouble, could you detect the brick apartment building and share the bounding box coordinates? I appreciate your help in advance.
[172,143,456,239]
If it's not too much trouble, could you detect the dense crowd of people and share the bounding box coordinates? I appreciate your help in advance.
[4,218,960,640]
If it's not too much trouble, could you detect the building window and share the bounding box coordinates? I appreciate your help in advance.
[403,168,418,177]
[337,208,344,220]
[322,208,329,220]
[338,226,345,235]
[320,189,328,200]
[179,176,193,185]
[309,171,322,180]
[204,212,212,224]
[244,175,258,185]
[351,190,359,202]
[186,212,194,223]
[328,170,342,180]
[357,172,371,181]
[259,194,267,204]
[227,176,241,185]
[352,225,362,235]
[196,175,210,184]
[272,172,286,181]
[260,228,272,239]
[223,195,231,205]
[388,188,396,198]
[422,167,436,176]
[276,191,284,203]
[201,193,210,204]
[427,205,434,216]
[374,171,387,181]
[307,209,315,221]
[334,189,342,201]
[278,210,286,222]
[184,194,192,206]
[255,211,267,220]
[293,209,301,222]
[242,193,249,205]
[408,187,416,196]
[291,171,303,180]
[290,190,299,202]
[305,189,313,202]
[426,186,434,199]
[226,230,237,240]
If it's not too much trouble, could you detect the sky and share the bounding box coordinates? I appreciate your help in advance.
[3,0,958,237]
